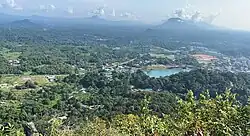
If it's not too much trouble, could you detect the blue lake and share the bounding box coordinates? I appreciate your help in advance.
[145,68,189,78]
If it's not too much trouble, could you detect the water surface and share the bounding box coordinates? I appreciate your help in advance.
[145,68,189,78]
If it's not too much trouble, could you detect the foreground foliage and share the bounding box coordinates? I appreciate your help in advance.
[1,90,249,136]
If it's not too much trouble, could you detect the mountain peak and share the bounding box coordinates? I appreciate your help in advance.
[156,17,215,30]
[9,19,41,28]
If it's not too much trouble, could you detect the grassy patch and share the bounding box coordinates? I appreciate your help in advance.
[144,65,167,70]
[0,75,50,86]
[0,47,21,60]
[150,53,169,58]
[4,52,22,60]
[0,47,10,54]
[23,71,33,76]
[0,75,68,88]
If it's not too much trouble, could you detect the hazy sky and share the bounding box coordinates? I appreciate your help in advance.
[0,0,249,30]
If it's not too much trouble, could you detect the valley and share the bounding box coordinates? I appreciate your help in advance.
[0,13,249,136]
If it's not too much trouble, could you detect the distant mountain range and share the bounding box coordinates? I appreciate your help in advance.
[0,13,235,33]
[0,13,147,28]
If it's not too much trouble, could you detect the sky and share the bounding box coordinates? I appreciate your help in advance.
[0,0,250,30]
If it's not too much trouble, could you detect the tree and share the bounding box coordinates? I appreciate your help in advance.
[165,90,249,136]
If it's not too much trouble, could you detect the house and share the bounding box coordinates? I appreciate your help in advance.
[80,88,87,93]
[8,59,20,66]
[46,75,56,82]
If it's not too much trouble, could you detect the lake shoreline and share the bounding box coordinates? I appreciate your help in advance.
[143,64,187,71]
[144,67,191,78]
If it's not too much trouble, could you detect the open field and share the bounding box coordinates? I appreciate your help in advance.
[0,47,21,60]
[0,75,67,89]
[3,52,22,60]
[0,75,67,107]
[143,64,167,70]
[0,75,49,86]
[150,53,169,58]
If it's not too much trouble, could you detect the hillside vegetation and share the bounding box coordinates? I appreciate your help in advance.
[0,90,249,136]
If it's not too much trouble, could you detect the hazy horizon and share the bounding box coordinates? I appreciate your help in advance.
[0,0,250,30]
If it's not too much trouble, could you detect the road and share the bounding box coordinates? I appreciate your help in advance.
[120,58,136,65]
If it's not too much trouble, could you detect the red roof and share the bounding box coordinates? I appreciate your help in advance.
[192,54,217,61]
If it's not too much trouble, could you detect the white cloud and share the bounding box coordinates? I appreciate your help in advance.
[1,0,23,10]
[90,6,105,16]
[174,8,187,19]
[6,0,16,8]
[120,12,138,20]
[203,13,220,23]
[67,7,74,14]
[170,5,220,24]
[50,4,56,10]
[39,4,56,12]
[111,8,116,17]
[39,5,46,10]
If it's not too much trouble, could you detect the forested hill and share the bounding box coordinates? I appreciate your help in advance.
[64,69,250,104]
[130,69,250,103]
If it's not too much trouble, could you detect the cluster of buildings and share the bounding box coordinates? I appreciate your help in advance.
[8,59,20,66]
[45,75,56,82]
[102,63,138,79]
[214,56,250,73]
[192,54,217,62]
[177,46,250,74]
